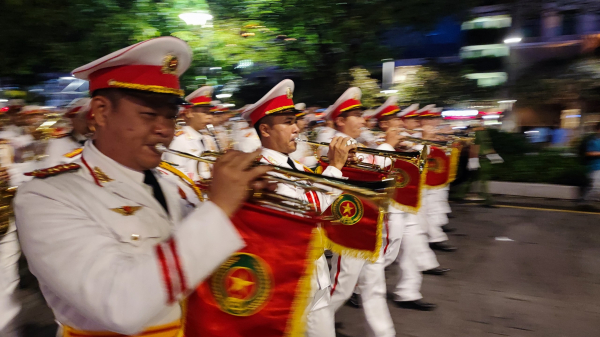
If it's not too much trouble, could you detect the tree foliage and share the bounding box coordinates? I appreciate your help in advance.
[514,57,600,106]
[1,0,476,103]
[391,63,488,106]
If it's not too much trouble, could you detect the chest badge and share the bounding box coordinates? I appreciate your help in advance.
[111,206,142,216]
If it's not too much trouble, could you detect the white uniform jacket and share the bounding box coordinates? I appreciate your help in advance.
[0,221,21,330]
[289,132,318,168]
[14,141,244,334]
[165,126,218,182]
[260,148,342,310]
[41,133,85,168]
[231,122,261,153]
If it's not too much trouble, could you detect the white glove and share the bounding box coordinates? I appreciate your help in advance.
[467,157,480,171]
[487,153,504,164]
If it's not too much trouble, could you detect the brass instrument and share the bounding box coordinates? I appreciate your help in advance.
[0,141,15,237]
[155,145,393,216]
[205,124,222,152]
[0,184,16,237]
[401,135,453,148]
[294,138,427,174]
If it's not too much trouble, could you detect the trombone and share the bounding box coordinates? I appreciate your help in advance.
[156,145,394,216]
[294,138,427,174]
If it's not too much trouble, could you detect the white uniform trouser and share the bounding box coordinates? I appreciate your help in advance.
[330,251,395,337]
[306,288,335,337]
[306,254,335,337]
[383,212,439,302]
[420,188,448,243]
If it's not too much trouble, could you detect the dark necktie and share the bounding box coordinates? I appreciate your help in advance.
[78,140,86,146]
[143,170,169,214]
[287,157,300,172]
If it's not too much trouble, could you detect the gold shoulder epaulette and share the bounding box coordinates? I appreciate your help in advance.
[303,166,314,173]
[63,148,83,158]
[25,163,81,178]
[175,130,184,137]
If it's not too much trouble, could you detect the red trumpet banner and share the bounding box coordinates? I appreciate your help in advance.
[185,202,323,337]
[425,146,450,188]
[320,193,384,262]
[447,142,462,184]
[318,159,422,213]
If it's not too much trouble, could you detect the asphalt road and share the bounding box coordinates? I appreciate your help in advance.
[335,200,600,337]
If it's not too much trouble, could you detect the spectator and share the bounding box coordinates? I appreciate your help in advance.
[583,122,600,204]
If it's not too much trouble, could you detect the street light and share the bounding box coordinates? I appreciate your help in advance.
[504,37,522,44]
[179,12,213,27]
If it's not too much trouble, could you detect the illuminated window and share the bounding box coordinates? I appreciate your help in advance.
[462,15,512,30]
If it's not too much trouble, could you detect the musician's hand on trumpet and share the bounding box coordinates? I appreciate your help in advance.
[328,136,357,170]
[209,149,272,217]
[384,127,403,149]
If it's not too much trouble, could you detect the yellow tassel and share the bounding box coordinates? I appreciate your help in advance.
[285,229,324,337]
[447,146,461,183]
[158,162,205,202]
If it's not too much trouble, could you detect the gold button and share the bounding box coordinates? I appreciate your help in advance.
[131,234,140,241]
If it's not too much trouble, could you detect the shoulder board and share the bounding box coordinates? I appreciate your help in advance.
[25,163,81,178]
[175,130,185,137]
[303,166,314,173]
[63,147,83,158]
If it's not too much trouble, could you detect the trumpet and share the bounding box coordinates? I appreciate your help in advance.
[294,138,426,173]
[156,145,394,216]
[400,135,452,148]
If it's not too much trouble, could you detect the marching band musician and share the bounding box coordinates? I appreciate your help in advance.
[165,86,219,182]
[370,97,444,311]
[242,79,356,337]
[231,104,262,153]
[420,108,455,234]
[41,97,92,167]
[321,87,396,337]
[210,101,232,150]
[289,103,319,169]
[400,108,456,252]
[14,37,271,337]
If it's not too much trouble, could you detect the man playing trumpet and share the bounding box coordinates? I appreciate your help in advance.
[14,37,270,337]
[166,86,219,182]
[242,79,356,337]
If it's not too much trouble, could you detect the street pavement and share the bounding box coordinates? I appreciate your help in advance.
[335,198,600,337]
[15,197,600,337]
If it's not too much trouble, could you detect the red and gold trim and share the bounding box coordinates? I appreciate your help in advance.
[330,98,363,120]
[156,238,188,304]
[65,106,84,118]
[374,105,400,120]
[24,163,81,178]
[62,320,182,337]
[419,111,442,118]
[63,148,83,158]
[248,95,295,125]
[189,96,212,106]
[401,110,419,119]
[87,65,184,97]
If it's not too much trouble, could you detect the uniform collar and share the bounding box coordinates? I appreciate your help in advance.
[334,130,353,140]
[79,140,171,219]
[183,125,202,140]
[261,147,295,169]
[81,140,145,186]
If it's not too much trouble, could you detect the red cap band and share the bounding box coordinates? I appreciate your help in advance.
[88,65,183,96]
[249,95,294,125]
